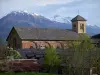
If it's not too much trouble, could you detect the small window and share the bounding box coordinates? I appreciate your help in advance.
[73,24,76,27]
[56,46,60,49]
[80,24,84,32]
[40,45,45,49]
[80,24,84,29]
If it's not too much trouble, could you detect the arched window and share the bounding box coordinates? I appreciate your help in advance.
[80,23,84,32]
[57,42,64,49]
[73,24,76,32]
[45,42,51,48]
[33,42,38,49]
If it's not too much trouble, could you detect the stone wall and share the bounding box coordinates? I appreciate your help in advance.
[22,41,68,49]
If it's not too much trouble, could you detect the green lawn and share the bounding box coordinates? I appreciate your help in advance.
[0,72,56,75]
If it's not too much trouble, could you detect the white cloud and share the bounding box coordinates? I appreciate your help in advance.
[0,0,78,18]
[37,0,81,6]
[0,0,75,12]
[1,0,78,6]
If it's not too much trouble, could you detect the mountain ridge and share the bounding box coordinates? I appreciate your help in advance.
[0,11,99,38]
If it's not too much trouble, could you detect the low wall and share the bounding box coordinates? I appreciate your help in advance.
[8,59,41,72]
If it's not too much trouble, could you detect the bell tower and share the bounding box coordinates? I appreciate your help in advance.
[71,15,87,33]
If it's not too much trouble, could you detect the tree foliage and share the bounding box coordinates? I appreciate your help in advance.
[44,47,61,72]
[0,46,21,71]
[7,47,21,59]
[0,45,7,60]
[61,35,98,75]
[93,57,100,74]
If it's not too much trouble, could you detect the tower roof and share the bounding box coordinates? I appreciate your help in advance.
[71,15,87,22]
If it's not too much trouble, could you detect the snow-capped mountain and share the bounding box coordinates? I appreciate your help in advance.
[0,11,69,38]
[0,11,100,39]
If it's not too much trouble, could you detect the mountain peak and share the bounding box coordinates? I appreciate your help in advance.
[32,13,41,17]
[10,11,30,15]
[10,11,41,17]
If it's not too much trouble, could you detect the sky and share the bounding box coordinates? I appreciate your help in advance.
[0,0,100,26]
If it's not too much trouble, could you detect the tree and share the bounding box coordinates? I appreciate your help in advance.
[93,57,100,74]
[5,47,21,72]
[0,46,21,72]
[7,47,21,59]
[61,35,97,75]
[44,47,61,73]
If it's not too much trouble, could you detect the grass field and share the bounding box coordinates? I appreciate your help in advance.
[0,72,56,75]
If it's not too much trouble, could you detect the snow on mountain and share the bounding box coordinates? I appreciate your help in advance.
[11,11,30,15]
[0,11,100,38]
[90,25,100,29]
[53,15,72,24]
[32,13,40,16]
[11,11,41,17]
[0,11,68,38]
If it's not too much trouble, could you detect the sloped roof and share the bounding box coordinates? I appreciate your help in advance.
[71,15,87,22]
[13,27,78,40]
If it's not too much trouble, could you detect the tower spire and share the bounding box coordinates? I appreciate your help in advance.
[78,10,79,15]
[71,15,87,33]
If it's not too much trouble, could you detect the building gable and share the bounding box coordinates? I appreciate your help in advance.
[6,27,21,41]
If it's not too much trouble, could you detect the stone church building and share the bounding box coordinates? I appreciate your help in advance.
[6,15,87,49]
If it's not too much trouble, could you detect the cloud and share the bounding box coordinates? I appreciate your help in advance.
[0,0,75,14]
[0,0,77,6]
[39,0,100,25]
[0,0,78,18]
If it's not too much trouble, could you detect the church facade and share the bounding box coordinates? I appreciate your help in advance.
[6,15,87,49]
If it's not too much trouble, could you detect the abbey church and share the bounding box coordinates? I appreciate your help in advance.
[6,15,87,49]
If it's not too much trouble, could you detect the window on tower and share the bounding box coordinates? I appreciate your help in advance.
[80,24,84,32]
[73,24,76,28]
[80,24,84,29]
[73,24,76,32]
